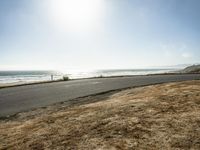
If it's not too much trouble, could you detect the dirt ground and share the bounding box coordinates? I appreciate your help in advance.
[0,80,200,150]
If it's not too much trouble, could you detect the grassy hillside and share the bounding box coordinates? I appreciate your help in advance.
[181,65,200,73]
[1,81,200,149]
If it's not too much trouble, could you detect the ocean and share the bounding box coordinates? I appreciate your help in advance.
[0,69,176,85]
[0,71,62,85]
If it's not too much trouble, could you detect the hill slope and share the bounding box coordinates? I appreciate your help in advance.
[181,65,200,73]
[1,81,200,149]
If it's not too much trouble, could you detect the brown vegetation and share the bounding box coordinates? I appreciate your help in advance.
[1,80,200,149]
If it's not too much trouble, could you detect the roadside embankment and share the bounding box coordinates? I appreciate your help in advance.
[0,80,200,149]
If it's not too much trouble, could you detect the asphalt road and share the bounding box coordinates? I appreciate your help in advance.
[0,74,200,117]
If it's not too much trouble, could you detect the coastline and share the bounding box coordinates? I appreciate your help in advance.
[1,73,200,118]
[1,72,200,89]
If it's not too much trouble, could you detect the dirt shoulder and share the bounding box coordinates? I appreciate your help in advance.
[1,80,200,149]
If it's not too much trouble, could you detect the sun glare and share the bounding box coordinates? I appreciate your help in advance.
[49,0,104,32]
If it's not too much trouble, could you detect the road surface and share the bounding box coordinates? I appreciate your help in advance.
[0,74,200,117]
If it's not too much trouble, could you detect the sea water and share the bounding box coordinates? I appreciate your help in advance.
[0,71,63,84]
[0,69,176,85]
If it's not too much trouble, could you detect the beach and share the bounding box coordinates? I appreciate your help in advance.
[1,80,200,149]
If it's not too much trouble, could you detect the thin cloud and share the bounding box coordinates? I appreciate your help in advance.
[182,52,192,58]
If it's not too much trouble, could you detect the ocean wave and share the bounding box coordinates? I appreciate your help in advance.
[0,69,176,84]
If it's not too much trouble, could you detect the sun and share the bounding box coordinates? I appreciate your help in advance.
[49,0,104,32]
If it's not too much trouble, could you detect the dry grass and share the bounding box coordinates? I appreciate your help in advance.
[1,80,200,150]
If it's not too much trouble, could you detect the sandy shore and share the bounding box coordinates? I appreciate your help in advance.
[0,80,200,149]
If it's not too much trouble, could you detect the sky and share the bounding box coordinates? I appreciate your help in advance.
[0,0,200,71]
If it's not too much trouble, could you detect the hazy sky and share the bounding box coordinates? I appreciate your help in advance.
[0,0,200,70]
